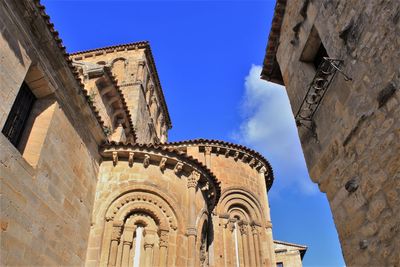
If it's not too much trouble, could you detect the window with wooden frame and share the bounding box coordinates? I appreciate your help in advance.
[2,82,36,147]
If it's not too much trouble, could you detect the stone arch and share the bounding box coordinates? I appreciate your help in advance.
[100,188,181,267]
[106,191,178,231]
[110,57,127,83]
[218,187,264,225]
[97,183,185,231]
[218,188,267,267]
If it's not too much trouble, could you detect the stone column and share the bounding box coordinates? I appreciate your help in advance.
[144,242,154,267]
[108,221,123,266]
[187,170,200,267]
[251,225,261,267]
[159,230,169,267]
[121,226,135,267]
[226,219,236,266]
[239,222,250,267]
[236,223,245,267]
[136,60,145,83]
[259,167,276,265]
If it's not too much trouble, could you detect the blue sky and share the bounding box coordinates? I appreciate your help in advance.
[43,0,344,265]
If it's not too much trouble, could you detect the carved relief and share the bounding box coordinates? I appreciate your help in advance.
[159,157,167,171]
[174,162,184,175]
[143,154,150,168]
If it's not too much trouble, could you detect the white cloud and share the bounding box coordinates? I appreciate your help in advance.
[232,65,318,196]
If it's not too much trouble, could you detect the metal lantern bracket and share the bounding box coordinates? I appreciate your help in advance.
[295,58,352,136]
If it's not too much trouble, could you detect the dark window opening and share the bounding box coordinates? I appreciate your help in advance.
[300,26,329,70]
[276,262,284,267]
[313,43,328,69]
[2,82,36,147]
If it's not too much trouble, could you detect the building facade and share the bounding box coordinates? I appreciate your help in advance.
[1,0,306,266]
[262,0,399,266]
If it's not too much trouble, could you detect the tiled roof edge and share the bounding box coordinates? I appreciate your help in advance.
[261,0,287,82]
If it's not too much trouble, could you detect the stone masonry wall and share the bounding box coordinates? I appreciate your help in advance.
[274,0,400,265]
[71,48,168,144]
[1,1,103,265]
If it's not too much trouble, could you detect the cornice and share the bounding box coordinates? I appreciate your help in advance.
[100,142,221,208]
[163,139,274,191]
[261,0,287,85]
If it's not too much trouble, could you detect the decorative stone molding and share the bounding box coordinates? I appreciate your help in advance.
[204,146,212,155]
[100,143,221,208]
[105,191,178,231]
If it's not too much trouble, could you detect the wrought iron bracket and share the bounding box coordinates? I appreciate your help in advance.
[295,58,352,132]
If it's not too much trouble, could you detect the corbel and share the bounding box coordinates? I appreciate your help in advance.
[233,151,240,161]
[204,146,212,155]
[259,166,267,174]
[174,162,184,175]
[143,154,150,168]
[159,157,167,171]
[216,147,221,156]
[128,152,135,167]
[249,158,256,167]
[224,149,230,158]
[112,151,118,166]
[242,154,249,163]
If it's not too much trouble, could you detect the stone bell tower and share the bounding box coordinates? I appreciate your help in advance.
[70,41,172,144]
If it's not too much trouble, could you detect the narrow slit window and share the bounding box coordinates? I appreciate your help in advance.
[2,82,36,147]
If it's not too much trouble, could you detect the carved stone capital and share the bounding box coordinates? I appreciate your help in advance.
[186,227,197,237]
[251,225,259,235]
[111,224,123,241]
[204,146,212,155]
[265,221,273,229]
[188,171,200,188]
[123,240,133,246]
[159,230,169,248]
[144,242,154,249]
[239,222,248,235]
[227,220,235,232]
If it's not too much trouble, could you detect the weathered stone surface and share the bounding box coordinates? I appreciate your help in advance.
[263,0,400,265]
